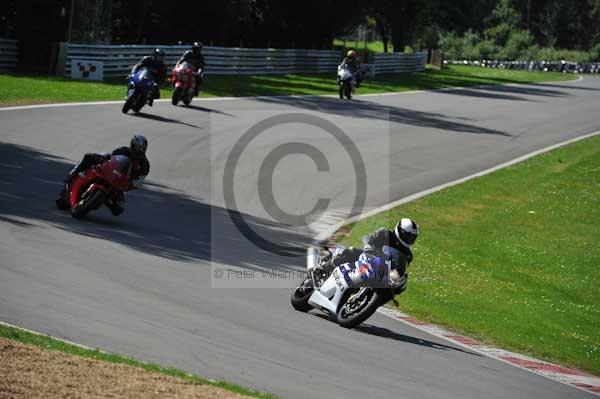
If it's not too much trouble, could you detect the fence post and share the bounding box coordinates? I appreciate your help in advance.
[429,49,443,70]
[55,42,67,76]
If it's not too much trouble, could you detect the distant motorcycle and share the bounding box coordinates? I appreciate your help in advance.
[122,68,156,114]
[337,63,356,100]
[291,246,402,328]
[62,155,133,219]
[171,62,200,106]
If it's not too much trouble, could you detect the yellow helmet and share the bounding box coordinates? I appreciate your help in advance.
[346,50,357,58]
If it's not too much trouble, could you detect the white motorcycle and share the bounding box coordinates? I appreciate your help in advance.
[337,63,356,100]
[291,246,404,328]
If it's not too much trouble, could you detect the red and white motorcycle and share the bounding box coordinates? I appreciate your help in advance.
[171,62,202,106]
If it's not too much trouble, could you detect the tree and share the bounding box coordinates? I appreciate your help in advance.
[0,0,17,37]
[484,0,521,47]
[70,0,113,43]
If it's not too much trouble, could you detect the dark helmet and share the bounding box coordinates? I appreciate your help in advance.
[192,42,203,54]
[153,48,165,60]
[394,218,419,248]
[130,134,148,156]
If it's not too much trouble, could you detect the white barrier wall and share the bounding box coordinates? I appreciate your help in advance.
[62,44,342,78]
[0,38,18,73]
[371,51,428,74]
[60,43,428,79]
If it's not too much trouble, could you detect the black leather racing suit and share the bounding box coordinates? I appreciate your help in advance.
[57,148,150,214]
[131,56,167,100]
[322,228,413,295]
[65,147,149,184]
[176,50,205,94]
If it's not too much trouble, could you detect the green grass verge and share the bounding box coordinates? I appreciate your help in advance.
[340,135,600,375]
[0,323,278,399]
[0,65,576,106]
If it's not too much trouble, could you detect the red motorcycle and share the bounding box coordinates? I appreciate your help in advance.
[64,155,132,219]
[171,62,197,106]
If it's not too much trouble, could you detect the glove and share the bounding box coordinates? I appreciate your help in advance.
[332,247,362,266]
[390,270,408,295]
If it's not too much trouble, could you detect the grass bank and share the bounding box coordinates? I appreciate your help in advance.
[0,323,277,399]
[0,65,576,106]
[340,135,600,374]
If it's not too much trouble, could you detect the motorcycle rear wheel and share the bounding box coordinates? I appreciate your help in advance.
[132,99,144,113]
[71,190,106,219]
[291,277,314,312]
[336,289,381,328]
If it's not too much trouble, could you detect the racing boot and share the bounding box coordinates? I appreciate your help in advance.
[148,84,160,106]
[55,181,70,210]
[106,200,124,216]
[106,192,125,216]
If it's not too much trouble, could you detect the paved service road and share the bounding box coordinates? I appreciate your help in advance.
[1,77,599,398]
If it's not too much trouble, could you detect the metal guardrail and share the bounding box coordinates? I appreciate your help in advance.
[446,59,600,74]
[63,44,342,78]
[0,38,18,73]
[371,51,428,74]
[61,43,428,79]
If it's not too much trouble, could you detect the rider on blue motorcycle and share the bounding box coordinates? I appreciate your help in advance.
[131,49,167,106]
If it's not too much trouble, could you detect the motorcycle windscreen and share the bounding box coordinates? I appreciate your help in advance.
[180,62,195,72]
[101,155,131,190]
[136,69,155,86]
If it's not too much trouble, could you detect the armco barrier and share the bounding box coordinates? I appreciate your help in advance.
[0,38,18,73]
[371,51,428,74]
[60,43,428,79]
[62,44,341,78]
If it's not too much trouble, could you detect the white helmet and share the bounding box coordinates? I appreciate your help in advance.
[394,218,419,248]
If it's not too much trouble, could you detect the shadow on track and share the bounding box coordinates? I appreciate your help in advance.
[0,142,307,270]
[252,81,582,137]
[308,313,480,356]
[182,104,235,117]
[355,323,481,357]
[532,82,600,91]
[130,112,204,129]
[253,95,511,137]
[439,84,569,102]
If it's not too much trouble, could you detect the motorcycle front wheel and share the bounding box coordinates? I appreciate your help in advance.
[172,87,182,105]
[122,97,134,114]
[71,190,106,219]
[336,289,381,328]
[290,277,314,312]
[344,82,352,100]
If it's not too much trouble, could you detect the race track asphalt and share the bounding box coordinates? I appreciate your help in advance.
[1,77,599,399]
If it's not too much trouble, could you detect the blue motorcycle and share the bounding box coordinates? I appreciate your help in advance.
[122,68,156,114]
